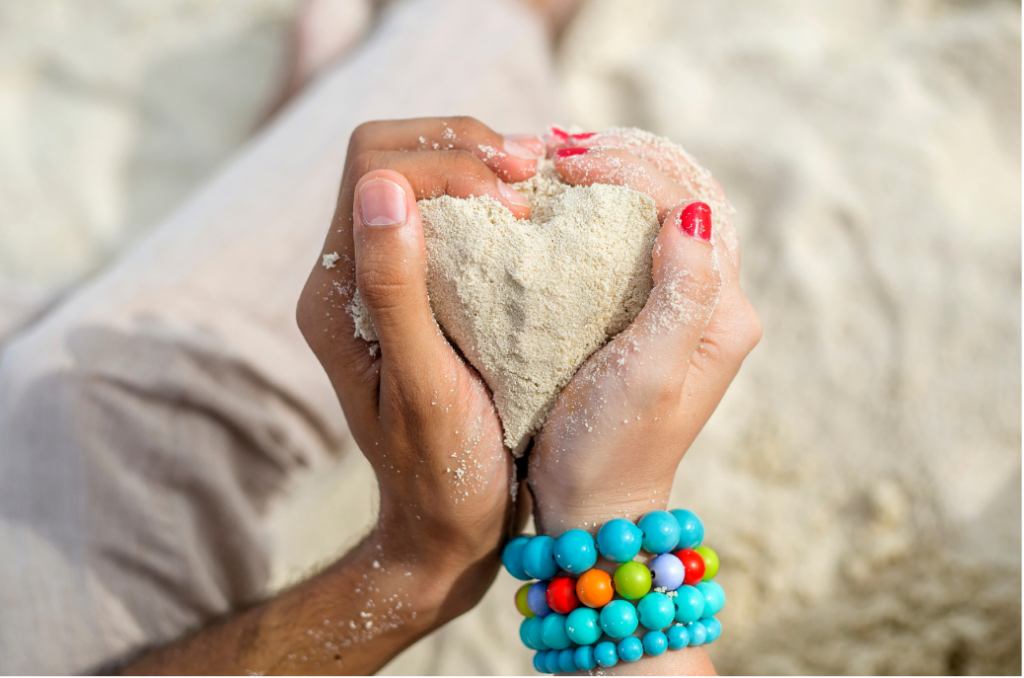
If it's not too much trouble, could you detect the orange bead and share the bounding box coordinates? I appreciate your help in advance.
[576,568,614,608]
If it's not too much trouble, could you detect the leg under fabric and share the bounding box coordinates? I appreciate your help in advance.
[0,0,561,673]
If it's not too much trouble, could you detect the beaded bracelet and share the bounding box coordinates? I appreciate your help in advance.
[501,509,723,673]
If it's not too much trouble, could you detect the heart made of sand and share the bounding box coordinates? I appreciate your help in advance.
[350,164,661,452]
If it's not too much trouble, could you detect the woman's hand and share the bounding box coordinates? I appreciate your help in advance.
[297,117,543,639]
[528,130,762,535]
[523,131,760,675]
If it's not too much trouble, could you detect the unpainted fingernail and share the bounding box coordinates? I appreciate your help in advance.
[498,180,530,208]
[555,147,588,158]
[359,179,407,226]
[504,135,542,160]
[679,202,712,241]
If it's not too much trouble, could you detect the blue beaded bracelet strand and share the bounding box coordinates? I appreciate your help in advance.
[502,509,723,673]
[531,618,723,673]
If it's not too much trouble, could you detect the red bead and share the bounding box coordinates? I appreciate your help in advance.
[545,575,580,614]
[675,549,706,586]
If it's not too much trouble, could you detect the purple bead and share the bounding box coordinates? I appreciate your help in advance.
[527,581,552,617]
[649,553,685,591]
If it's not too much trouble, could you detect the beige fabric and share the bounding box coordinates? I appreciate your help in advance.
[0,0,560,673]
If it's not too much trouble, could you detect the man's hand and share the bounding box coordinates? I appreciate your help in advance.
[120,118,545,675]
[297,117,543,604]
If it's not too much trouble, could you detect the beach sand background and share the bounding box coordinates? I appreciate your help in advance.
[0,0,1019,674]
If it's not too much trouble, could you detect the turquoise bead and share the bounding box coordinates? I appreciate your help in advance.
[533,651,550,674]
[594,641,619,668]
[558,648,577,673]
[502,535,532,580]
[554,529,597,574]
[703,617,722,643]
[617,636,644,662]
[574,645,597,671]
[541,613,572,650]
[526,616,549,651]
[667,624,690,650]
[522,536,559,580]
[637,592,675,631]
[670,509,704,550]
[544,650,561,674]
[688,621,707,647]
[520,618,535,649]
[674,585,705,623]
[643,630,668,656]
[638,511,681,554]
[566,607,602,645]
[696,581,725,618]
[596,518,643,562]
[599,599,638,639]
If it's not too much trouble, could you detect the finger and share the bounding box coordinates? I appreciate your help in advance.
[347,116,542,183]
[569,200,722,409]
[351,170,457,405]
[543,125,623,157]
[552,146,692,221]
[505,133,545,158]
[563,126,740,266]
[347,149,532,219]
[676,221,761,419]
[298,150,530,434]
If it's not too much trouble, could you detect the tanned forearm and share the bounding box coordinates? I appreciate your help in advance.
[119,529,473,676]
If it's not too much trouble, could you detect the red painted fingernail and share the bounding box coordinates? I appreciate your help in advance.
[570,132,596,140]
[555,147,588,158]
[679,202,712,241]
[550,126,570,141]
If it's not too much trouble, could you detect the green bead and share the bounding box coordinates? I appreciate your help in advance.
[613,561,652,600]
[694,546,719,580]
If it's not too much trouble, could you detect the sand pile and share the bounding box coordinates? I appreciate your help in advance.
[349,149,728,451]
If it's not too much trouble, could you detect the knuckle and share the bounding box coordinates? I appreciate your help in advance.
[349,121,384,152]
[295,288,316,342]
[437,151,492,194]
[356,260,411,312]
[296,279,332,352]
[718,300,762,361]
[737,303,763,353]
[448,115,487,139]
[440,149,485,173]
[351,150,386,177]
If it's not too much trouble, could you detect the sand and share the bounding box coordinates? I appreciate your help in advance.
[349,152,727,452]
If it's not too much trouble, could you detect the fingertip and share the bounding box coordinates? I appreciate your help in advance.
[652,200,716,285]
[353,169,419,231]
[498,180,532,220]
[504,134,545,158]
[491,136,541,183]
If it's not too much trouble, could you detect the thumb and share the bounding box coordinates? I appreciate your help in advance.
[597,201,721,399]
[352,170,447,379]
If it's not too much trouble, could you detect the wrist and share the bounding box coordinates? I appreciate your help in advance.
[530,480,672,538]
[371,503,503,624]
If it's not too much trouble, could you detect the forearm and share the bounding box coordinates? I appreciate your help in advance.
[119,531,463,676]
